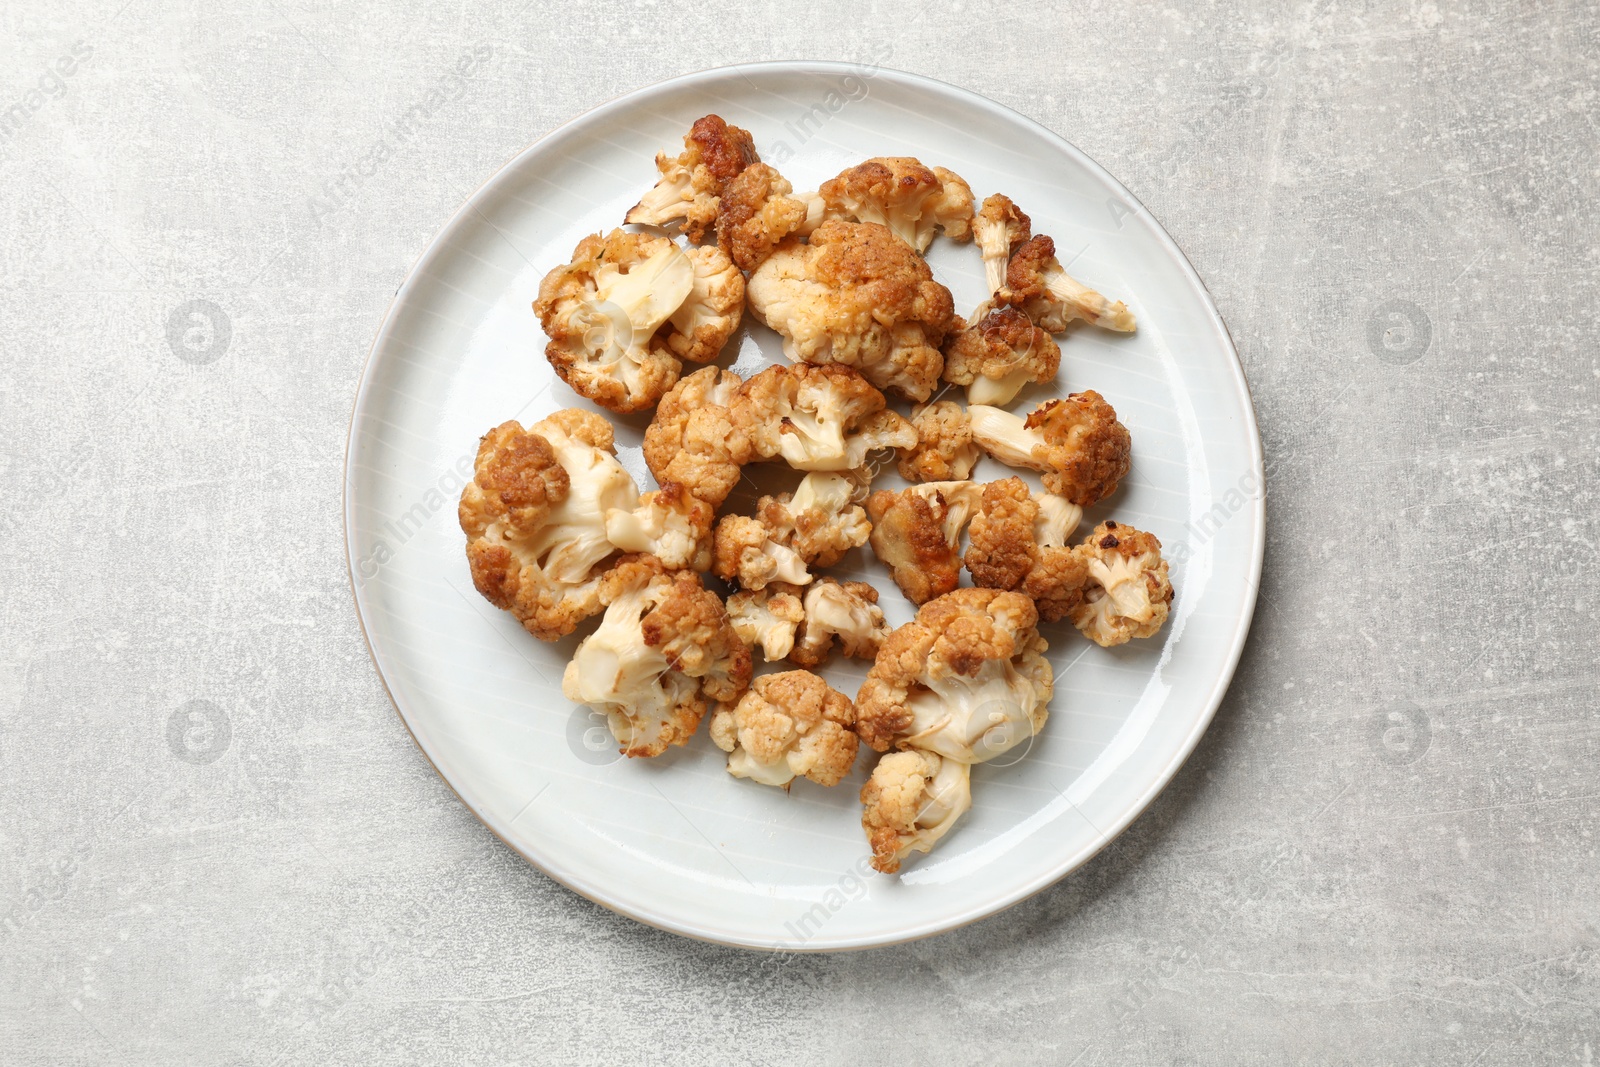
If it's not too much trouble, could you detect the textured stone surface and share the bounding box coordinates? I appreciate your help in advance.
[2,2,1596,1063]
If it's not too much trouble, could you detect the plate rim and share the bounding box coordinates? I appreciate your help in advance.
[342,59,1266,952]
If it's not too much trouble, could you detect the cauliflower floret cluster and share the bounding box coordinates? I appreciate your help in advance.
[860,749,972,874]
[817,157,975,252]
[725,583,807,662]
[866,481,984,606]
[969,391,1132,505]
[710,671,859,787]
[963,477,1086,622]
[1071,520,1174,647]
[534,230,743,412]
[973,193,1033,297]
[459,412,635,640]
[791,579,890,668]
[625,114,758,242]
[734,363,915,471]
[1001,234,1136,333]
[603,482,714,572]
[745,219,956,401]
[855,589,1053,763]
[942,305,1062,407]
[757,472,873,568]
[643,366,753,508]
[896,400,981,482]
[562,555,751,758]
[716,162,810,272]
[711,514,813,591]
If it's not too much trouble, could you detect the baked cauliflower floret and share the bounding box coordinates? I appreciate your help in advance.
[625,114,758,242]
[963,477,1088,622]
[460,411,638,641]
[734,363,915,472]
[745,220,956,401]
[756,471,872,568]
[861,750,972,874]
[968,391,1132,505]
[643,366,752,508]
[897,400,981,482]
[790,579,890,668]
[533,230,694,413]
[716,162,809,272]
[942,305,1062,407]
[855,588,1052,764]
[1002,234,1137,333]
[725,583,806,662]
[603,481,713,571]
[817,158,975,252]
[973,194,1032,296]
[866,482,984,606]
[1070,521,1174,647]
[562,556,751,758]
[711,514,813,591]
[661,245,744,364]
[709,671,859,788]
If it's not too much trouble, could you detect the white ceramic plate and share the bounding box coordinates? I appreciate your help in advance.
[344,62,1263,951]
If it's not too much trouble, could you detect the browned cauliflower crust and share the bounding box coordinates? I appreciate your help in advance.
[562,555,751,758]
[716,162,809,273]
[533,229,697,413]
[1002,234,1137,333]
[711,514,813,591]
[661,245,744,364]
[942,306,1062,407]
[817,158,975,252]
[643,366,752,508]
[897,400,981,482]
[755,471,872,568]
[860,749,972,873]
[973,194,1032,296]
[460,412,638,641]
[603,481,714,571]
[1069,521,1174,647]
[709,671,859,787]
[968,391,1132,505]
[733,363,915,472]
[865,481,984,606]
[963,477,1088,623]
[744,220,956,401]
[790,579,890,668]
[625,114,758,242]
[725,583,806,662]
[855,588,1052,764]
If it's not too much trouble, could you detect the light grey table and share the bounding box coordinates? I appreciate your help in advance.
[3,2,1595,1064]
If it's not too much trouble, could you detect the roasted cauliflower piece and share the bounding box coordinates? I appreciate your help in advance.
[562,556,751,758]
[1002,234,1136,333]
[734,363,915,472]
[865,481,984,606]
[973,194,1032,296]
[711,514,813,591]
[968,391,1131,506]
[855,588,1053,765]
[790,578,890,668]
[861,750,972,874]
[716,162,809,272]
[756,471,872,568]
[745,220,956,401]
[725,583,806,662]
[942,305,1062,407]
[460,412,637,641]
[533,230,695,413]
[603,481,713,572]
[963,477,1088,622]
[817,158,975,252]
[662,245,745,364]
[625,114,758,242]
[897,400,981,483]
[643,366,752,508]
[1070,520,1174,647]
[709,671,859,787]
